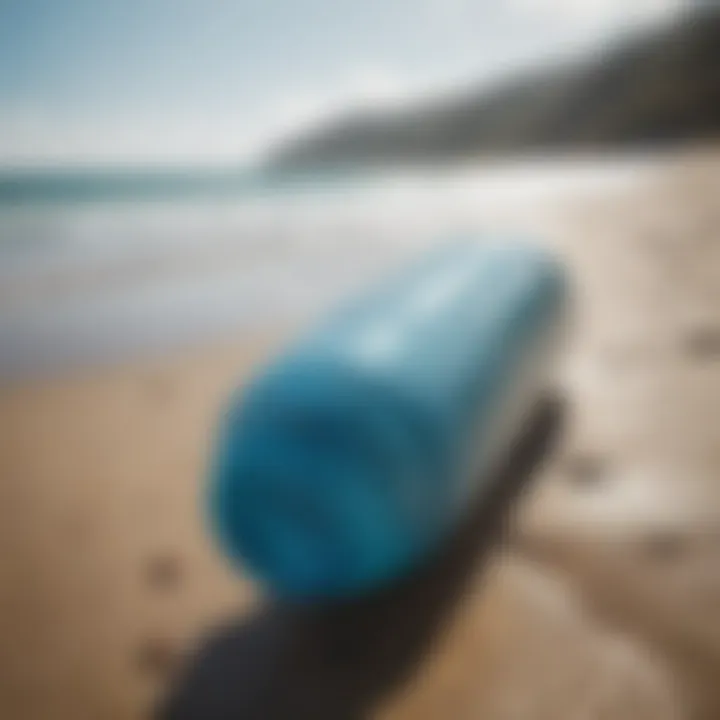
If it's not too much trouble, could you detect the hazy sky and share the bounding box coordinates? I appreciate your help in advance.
[0,0,687,165]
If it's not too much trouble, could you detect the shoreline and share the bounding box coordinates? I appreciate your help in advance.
[0,155,662,383]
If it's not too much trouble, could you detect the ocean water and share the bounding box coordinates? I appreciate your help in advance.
[0,158,656,378]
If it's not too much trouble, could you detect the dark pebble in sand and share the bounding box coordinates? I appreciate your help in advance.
[643,532,686,562]
[65,514,95,545]
[145,554,183,591]
[136,637,178,677]
[682,327,720,359]
[563,453,608,488]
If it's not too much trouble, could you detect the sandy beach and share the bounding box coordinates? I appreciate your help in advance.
[0,336,282,718]
[1,150,719,719]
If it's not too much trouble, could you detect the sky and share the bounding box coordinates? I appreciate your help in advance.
[0,0,689,166]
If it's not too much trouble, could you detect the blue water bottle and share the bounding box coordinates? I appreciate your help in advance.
[209,240,567,599]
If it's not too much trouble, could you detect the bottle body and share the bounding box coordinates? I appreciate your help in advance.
[210,241,567,598]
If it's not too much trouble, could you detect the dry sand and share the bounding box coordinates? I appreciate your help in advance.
[1,150,719,719]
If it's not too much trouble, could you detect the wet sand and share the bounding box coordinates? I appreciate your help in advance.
[1,150,719,719]
[381,151,720,720]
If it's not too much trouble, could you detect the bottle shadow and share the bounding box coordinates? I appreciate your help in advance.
[160,395,564,720]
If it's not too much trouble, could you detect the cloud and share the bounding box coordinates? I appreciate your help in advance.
[513,0,685,26]
[0,64,418,166]
[347,64,413,107]
[266,64,419,139]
